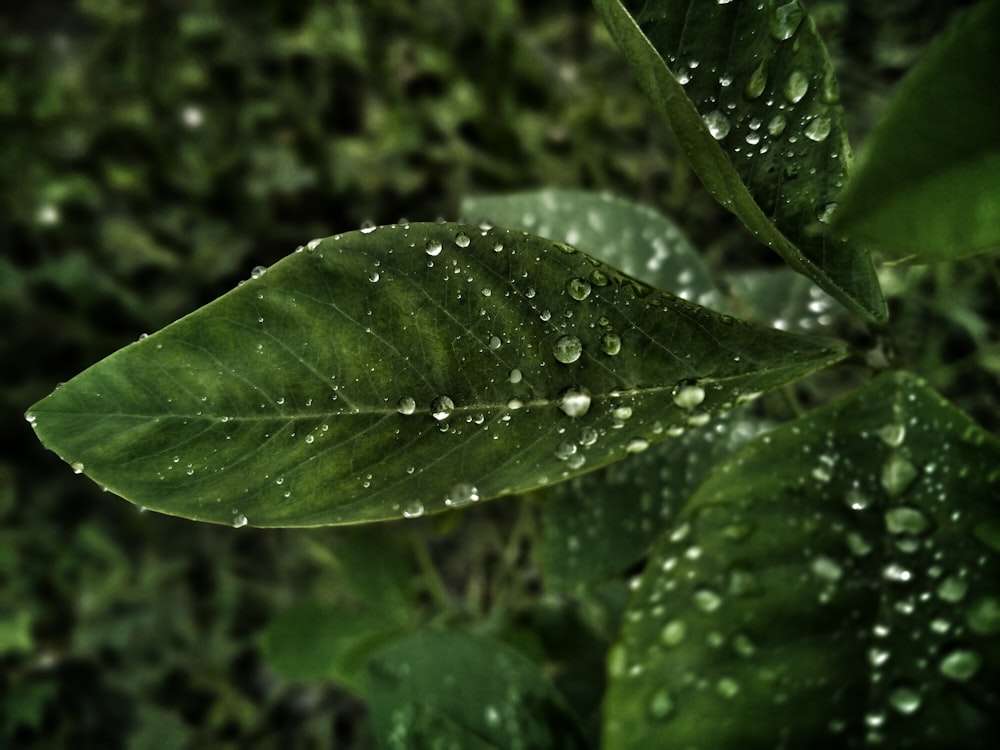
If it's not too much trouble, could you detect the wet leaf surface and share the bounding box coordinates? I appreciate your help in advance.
[27,222,844,526]
[594,0,886,321]
[605,371,1000,749]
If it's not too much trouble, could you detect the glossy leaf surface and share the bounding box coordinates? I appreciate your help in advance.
[462,189,721,309]
[594,0,886,321]
[605,371,1000,748]
[834,0,1000,262]
[27,223,844,527]
[367,630,587,749]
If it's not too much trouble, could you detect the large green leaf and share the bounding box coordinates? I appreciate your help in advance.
[594,0,887,322]
[367,630,588,749]
[462,189,722,309]
[604,371,1000,748]
[26,222,844,527]
[833,0,1000,262]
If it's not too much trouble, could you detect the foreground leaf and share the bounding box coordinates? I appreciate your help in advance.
[27,223,844,527]
[594,0,887,321]
[367,630,587,749]
[605,371,1000,748]
[833,0,1000,262]
[462,189,722,309]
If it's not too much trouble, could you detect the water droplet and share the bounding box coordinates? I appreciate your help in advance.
[71,461,85,474]
[660,619,687,646]
[431,395,455,421]
[804,116,831,142]
[703,110,731,140]
[716,677,740,699]
[784,70,809,103]
[359,220,377,234]
[454,232,471,248]
[693,587,722,613]
[967,596,1000,634]
[552,335,583,364]
[445,482,479,507]
[566,278,592,301]
[885,506,931,535]
[558,387,592,418]
[232,513,248,528]
[811,555,843,582]
[936,576,967,603]
[601,333,622,356]
[507,368,523,385]
[672,382,706,410]
[768,113,787,137]
[397,396,417,415]
[250,265,267,279]
[648,688,675,720]
[425,239,443,257]
[939,648,982,681]
[488,335,502,349]
[613,406,633,421]
[555,441,578,460]
[769,1,804,41]
[484,705,501,728]
[579,428,599,446]
[306,237,323,251]
[626,438,650,454]
[744,59,768,100]
[881,455,918,496]
[402,500,424,519]
[590,269,610,286]
[888,684,921,715]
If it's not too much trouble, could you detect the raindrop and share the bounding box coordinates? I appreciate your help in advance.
[768,113,787,137]
[555,441,578,460]
[885,506,931,535]
[888,684,922,715]
[601,333,622,356]
[508,368,523,384]
[804,116,831,142]
[431,396,455,421]
[425,239,443,256]
[484,705,501,728]
[579,428,599,446]
[232,513,248,528]
[845,487,871,511]
[703,110,731,140]
[306,237,323,251]
[966,596,1000,635]
[784,70,809,103]
[660,619,687,646]
[939,648,982,681]
[693,587,722,613]
[744,59,768,100]
[769,1,804,41]
[71,461,85,474]
[368,271,380,282]
[445,482,479,507]
[626,438,650,454]
[881,455,919,496]
[936,576,968,603]
[811,555,843,582]
[397,396,417,415]
[402,500,425,519]
[552,335,583,364]
[250,265,267,279]
[566,278,592,300]
[558,387,592,418]
[613,406,633,421]
[648,688,675,720]
[672,382,706,410]
[454,232,471,248]
[488,335,502,350]
[359,220,376,234]
[716,677,740,699]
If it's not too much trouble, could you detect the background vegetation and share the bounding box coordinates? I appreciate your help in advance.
[2,0,996,747]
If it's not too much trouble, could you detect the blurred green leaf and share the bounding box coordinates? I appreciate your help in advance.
[27,222,844,527]
[0,611,33,656]
[834,0,1000,262]
[604,371,1000,748]
[594,0,887,321]
[724,267,844,334]
[368,629,588,749]
[462,190,722,308]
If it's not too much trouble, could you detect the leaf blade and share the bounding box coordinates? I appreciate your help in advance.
[28,223,845,526]
[593,0,887,321]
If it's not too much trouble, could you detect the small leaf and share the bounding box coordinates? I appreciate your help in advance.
[462,189,721,309]
[834,0,1000,262]
[594,0,887,321]
[367,630,588,750]
[604,371,1000,748]
[27,223,844,526]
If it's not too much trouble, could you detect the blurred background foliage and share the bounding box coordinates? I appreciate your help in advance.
[1,0,996,747]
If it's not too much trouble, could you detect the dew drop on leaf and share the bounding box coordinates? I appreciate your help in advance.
[672,382,706,410]
[601,332,622,356]
[558,387,592,418]
[744,59,768,100]
[425,239,443,257]
[454,232,471,248]
[232,512,248,528]
[881,455,919,496]
[804,116,831,142]
[784,70,809,103]
[769,0,804,41]
[939,648,982,681]
[359,220,376,234]
[396,396,417,416]
[430,396,455,421]
[648,688,675,720]
[660,619,687,646]
[566,277,592,300]
[703,110,731,140]
[552,335,583,364]
[967,596,1000,635]
[888,684,922,715]
[402,500,424,519]
[445,482,479,507]
[250,265,267,279]
[508,368,523,384]
[884,506,931,535]
[71,461,85,474]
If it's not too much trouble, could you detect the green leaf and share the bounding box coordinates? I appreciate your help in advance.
[541,408,772,590]
[367,629,588,749]
[724,267,845,334]
[259,603,405,694]
[833,0,1000,262]
[27,222,845,527]
[462,189,722,309]
[594,0,887,322]
[604,371,1000,748]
